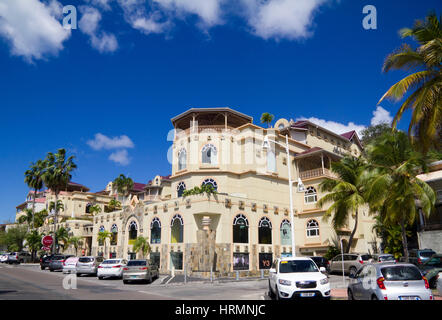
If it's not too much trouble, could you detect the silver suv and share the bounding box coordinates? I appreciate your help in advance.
[347,262,433,300]
[330,253,372,276]
[7,252,32,264]
[76,256,104,277]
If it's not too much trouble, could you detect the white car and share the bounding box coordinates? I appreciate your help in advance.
[62,257,79,274]
[268,257,331,300]
[0,253,10,263]
[437,272,442,296]
[97,259,128,280]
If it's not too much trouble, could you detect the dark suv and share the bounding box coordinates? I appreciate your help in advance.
[408,249,436,266]
[40,254,55,270]
[309,256,330,273]
[49,255,74,272]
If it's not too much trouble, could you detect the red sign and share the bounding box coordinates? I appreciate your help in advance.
[41,246,51,251]
[42,235,53,247]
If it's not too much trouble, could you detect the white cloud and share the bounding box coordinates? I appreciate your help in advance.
[109,149,131,166]
[371,106,393,126]
[155,0,225,27]
[240,0,327,40]
[87,133,134,150]
[0,0,70,62]
[297,116,367,137]
[79,6,118,53]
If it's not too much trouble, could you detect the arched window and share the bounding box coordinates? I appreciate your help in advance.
[280,219,291,246]
[202,144,217,165]
[304,187,317,204]
[202,178,218,192]
[111,224,118,245]
[171,214,183,243]
[267,148,276,172]
[233,214,248,243]
[178,148,187,171]
[258,217,272,244]
[128,221,138,241]
[98,226,105,246]
[177,182,186,198]
[85,203,92,214]
[151,218,161,244]
[306,219,319,237]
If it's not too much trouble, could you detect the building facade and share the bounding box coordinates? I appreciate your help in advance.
[91,107,380,276]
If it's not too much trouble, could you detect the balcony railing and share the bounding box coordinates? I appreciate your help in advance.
[176,125,235,138]
[299,168,336,180]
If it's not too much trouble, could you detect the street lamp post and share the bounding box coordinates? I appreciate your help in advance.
[263,134,296,257]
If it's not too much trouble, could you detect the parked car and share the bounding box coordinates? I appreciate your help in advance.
[97,259,128,280]
[417,254,442,288]
[347,262,433,300]
[0,252,10,263]
[40,254,55,270]
[122,259,159,284]
[329,253,372,276]
[7,251,32,264]
[372,254,396,263]
[48,255,73,272]
[76,256,104,277]
[268,257,331,300]
[62,257,79,274]
[309,256,330,273]
[437,272,442,296]
[408,249,436,266]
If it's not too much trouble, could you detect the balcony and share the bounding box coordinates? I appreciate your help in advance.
[299,168,336,180]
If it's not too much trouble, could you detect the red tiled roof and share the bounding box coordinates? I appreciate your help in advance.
[35,198,46,203]
[290,121,309,129]
[340,130,356,140]
[132,182,146,192]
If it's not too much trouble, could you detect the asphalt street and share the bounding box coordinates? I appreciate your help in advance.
[0,263,352,300]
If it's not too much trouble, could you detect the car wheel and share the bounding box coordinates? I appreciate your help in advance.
[123,280,129,284]
[268,281,275,299]
[371,295,378,300]
[347,289,355,300]
[50,269,54,272]
[275,286,280,300]
[98,276,103,280]
[349,267,357,277]
[76,273,81,277]
[41,266,44,270]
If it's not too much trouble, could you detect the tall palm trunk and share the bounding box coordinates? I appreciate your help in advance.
[53,193,59,255]
[32,188,37,230]
[400,219,409,262]
[346,210,359,253]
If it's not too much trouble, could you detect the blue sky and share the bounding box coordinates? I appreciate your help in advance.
[0,0,439,222]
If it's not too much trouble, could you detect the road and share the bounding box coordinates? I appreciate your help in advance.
[0,263,383,300]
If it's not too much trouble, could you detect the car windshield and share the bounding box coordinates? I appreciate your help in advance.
[79,257,94,263]
[381,266,422,281]
[361,255,372,261]
[52,256,64,260]
[379,255,395,262]
[420,251,435,258]
[424,257,442,267]
[127,260,147,266]
[102,260,120,264]
[279,260,319,273]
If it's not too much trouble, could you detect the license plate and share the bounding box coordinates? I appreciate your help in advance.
[300,292,315,297]
[130,275,138,279]
[398,296,420,300]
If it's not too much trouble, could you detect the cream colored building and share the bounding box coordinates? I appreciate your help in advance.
[91,107,380,276]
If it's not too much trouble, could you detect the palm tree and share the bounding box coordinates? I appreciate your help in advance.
[132,236,151,259]
[260,113,274,128]
[97,230,112,258]
[49,200,64,213]
[34,209,48,228]
[42,148,77,254]
[318,156,368,253]
[25,230,42,262]
[18,209,34,229]
[112,174,134,205]
[24,159,46,229]
[365,130,436,262]
[378,12,442,153]
[105,199,122,212]
[88,204,102,216]
[68,236,83,256]
[52,227,69,253]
